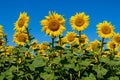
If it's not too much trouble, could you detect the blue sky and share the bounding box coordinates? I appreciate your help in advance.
[0,0,120,45]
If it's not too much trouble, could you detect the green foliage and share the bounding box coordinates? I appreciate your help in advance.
[1,44,120,80]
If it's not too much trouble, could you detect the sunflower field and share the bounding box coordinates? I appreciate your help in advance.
[0,11,120,80]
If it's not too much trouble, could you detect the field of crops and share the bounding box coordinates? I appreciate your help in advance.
[0,11,120,80]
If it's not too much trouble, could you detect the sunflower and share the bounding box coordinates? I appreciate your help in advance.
[102,51,110,58]
[115,52,120,58]
[39,42,50,50]
[89,40,101,51]
[13,32,29,46]
[5,46,13,56]
[57,37,67,47]
[78,34,88,45]
[0,25,4,37]
[70,12,89,32]
[14,12,29,32]
[0,38,5,48]
[107,41,119,50]
[113,33,120,44]
[97,21,114,38]
[65,32,77,44]
[40,11,66,37]
[30,40,39,50]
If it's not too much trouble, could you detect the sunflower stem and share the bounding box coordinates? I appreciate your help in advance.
[26,28,31,43]
[59,35,62,57]
[52,37,55,49]
[59,35,62,46]
[79,31,81,49]
[101,38,104,53]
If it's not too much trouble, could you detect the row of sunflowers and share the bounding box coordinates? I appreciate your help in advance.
[0,11,120,80]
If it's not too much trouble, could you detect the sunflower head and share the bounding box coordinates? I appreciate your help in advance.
[89,40,101,51]
[102,51,110,58]
[40,42,50,50]
[65,32,77,44]
[97,21,114,38]
[0,38,5,48]
[78,34,88,45]
[113,33,120,44]
[115,52,120,58]
[40,11,66,38]
[107,41,119,51]
[13,32,29,46]
[57,37,67,47]
[14,12,29,32]
[30,40,39,50]
[70,12,89,32]
[0,25,4,38]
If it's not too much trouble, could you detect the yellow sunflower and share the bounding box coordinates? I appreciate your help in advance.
[39,42,50,50]
[40,11,66,37]
[113,33,120,44]
[107,41,119,50]
[97,21,114,38]
[14,12,29,32]
[30,40,39,50]
[0,25,4,37]
[13,32,29,46]
[0,38,5,48]
[5,46,13,56]
[89,40,101,51]
[70,12,89,32]
[78,34,88,45]
[57,37,67,47]
[102,51,110,58]
[115,52,120,58]
[65,32,77,44]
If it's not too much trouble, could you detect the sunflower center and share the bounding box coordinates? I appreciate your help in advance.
[110,43,116,49]
[102,26,111,34]
[75,18,84,27]
[80,38,85,43]
[18,18,25,28]
[48,20,60,31]
[17,35,27,42]
[116,36,120,43]
[67,35,75,42]
[0,40,3,46]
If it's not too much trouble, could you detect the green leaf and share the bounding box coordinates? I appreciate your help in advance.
[64,63,75,69]
[107,76,119,80]
[50,57,61,64]
[0,73,5,80]
[40,72,54,80]
[19,47,27,53]
[74,64,80,71]
[92,65,107,78]
[29,56,45,71]
[89,73,96,80]
[79,59,91,67]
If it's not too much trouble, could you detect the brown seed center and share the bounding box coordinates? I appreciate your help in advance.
[102,26,111,34]
[75,18,84,27]
[80,38,85,43]
[18,18,25,28]
[48,20,60,31]
[67,35,75,42]
[17,34,27,42]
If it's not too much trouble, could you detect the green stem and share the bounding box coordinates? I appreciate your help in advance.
[26,28,31,44]
[70,73,72,80]
[52,37,55,49]
[101,38,104,53]
[59,35,62,46]
[59,35,62,57]
[78,71,80,78]
[79,31,81,45]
